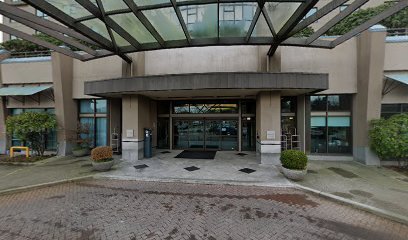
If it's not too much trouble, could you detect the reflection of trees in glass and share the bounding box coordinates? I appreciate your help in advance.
[145,9,184,40]
[186,5,218,38]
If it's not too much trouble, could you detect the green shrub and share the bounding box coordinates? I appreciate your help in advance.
[6,112,57,157]
[369,114,408,167]
[280,150,308,170]
[91,146,113,162]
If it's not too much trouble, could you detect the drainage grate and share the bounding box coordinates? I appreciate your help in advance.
[134,164,149,170]
[184,166,200,172]
[239,168,256,174]
[161,151,171,154]
[236,153,247,156]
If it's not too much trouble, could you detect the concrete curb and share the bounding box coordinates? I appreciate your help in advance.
[95,174,295,188]
[295,184,408,225]
[0,175,94,196]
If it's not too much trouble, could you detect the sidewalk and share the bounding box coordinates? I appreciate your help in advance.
[297,161,408,219]
[0,155,96,192]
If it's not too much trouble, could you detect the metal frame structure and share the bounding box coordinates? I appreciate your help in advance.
[0,0,404,62]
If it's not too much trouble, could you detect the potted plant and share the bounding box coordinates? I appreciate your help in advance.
[90,146,114,171]
[280,150,308,181]
[71,122,91,157]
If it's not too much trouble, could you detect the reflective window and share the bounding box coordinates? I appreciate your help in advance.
[311,116,327,153]
[281,97,296,113]
[95,100,107,113]
[80,99,95,114]
[242,100,256,114]
[328,117,351,154]
[173,101,238,114]
[78,99,109,147]
[328,95,351,111]
[381,103,408,119]
[310,95,327,111]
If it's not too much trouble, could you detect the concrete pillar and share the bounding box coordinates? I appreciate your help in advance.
[353,29,387,165]
[122,95,155,162]
[256,91,281,165]
[122,95,141,162]
[0,65,8,154]
[297,95,306,152]
[51,52,77,156]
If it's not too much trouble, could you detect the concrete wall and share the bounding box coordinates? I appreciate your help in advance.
[72,56,123,99]
[1,59,52,84]
[144,46,262,76]
[281,38,358,94]
[382,84,408,104]
[384,42,408,71]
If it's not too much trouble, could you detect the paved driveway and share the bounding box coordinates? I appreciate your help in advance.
[0,156,95,192]
[0,180,406,240]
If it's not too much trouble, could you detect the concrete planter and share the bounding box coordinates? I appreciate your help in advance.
[91,160,114,171]
[72,148,89,157]
[281,167,307,181]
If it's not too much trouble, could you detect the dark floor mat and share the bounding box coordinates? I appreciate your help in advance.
[239,168,256,174]
[175,150,216,159]
[134,164,149,170]
[184,166,200,172]
[237,153,248,156]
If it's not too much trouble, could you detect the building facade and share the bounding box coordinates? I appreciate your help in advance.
[0,1,407,166]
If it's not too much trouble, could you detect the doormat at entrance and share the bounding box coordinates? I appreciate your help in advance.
[239,168,256,174]
[134,164,149,170]
[184,166,200,172]
[175,150,216,159]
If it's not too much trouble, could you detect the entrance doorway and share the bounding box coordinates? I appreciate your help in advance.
[173,119,238,151]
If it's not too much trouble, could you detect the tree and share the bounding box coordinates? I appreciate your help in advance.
[6,112,57,157]
[327,3,408,36]
[369,113,408,168]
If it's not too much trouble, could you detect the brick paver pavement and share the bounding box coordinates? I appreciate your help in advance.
[0,180,407,240]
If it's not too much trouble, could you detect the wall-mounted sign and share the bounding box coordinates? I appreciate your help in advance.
[267,130,276,140]
[126,129,134,138]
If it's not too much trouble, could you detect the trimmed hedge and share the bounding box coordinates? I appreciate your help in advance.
[369,113,408,163]
[280,150,308,170]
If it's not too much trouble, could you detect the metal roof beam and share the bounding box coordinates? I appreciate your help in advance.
[0,1,98,46]
[289,0,349,37]
[122,0,165,47]
[268,0,318,55]
[331,0,408,47]
[0,23,85,60]
[0,8,98,56]
[75,0,141,50]
[22,0,113,49]
[171,0,191,44]
[306,0,369,45]
[246,2,264,42]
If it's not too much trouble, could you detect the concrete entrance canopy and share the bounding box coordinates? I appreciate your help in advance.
[0,1,406,62]
[84,72,328,98]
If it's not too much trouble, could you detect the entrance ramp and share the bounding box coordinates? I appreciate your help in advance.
[98,151,292,187]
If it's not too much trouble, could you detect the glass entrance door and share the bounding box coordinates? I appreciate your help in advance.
[173,119,238,151]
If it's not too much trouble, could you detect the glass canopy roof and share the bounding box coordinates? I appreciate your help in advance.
[1,0,407,62]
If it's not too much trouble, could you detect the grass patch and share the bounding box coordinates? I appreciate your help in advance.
[0,154,54,163]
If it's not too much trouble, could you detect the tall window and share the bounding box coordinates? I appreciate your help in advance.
[9,108,57,150]
[381,104,408,119]
[79,99,108,147]
[309,95,352,154]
